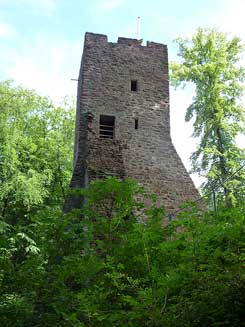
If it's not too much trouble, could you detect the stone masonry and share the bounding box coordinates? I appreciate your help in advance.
[67,32,200,214]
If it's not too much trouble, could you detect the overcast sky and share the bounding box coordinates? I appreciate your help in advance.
[0,0,244,187]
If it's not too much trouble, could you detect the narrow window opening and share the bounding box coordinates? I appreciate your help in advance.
[134,118,138,130]
[99,115,115,139]
[131,80,138,92]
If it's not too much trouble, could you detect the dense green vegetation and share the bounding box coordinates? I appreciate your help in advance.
[0,80,74,216]
[1,28,245,326]
[171,28,245,207]
[1,173,244,326]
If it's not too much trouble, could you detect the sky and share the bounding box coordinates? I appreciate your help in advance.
[0,0,245,187]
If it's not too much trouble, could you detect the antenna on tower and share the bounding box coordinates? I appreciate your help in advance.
[137,16,141,40]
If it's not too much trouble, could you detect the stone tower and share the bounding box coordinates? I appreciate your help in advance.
[68,32,200,213]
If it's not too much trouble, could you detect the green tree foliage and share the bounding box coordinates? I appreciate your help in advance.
[171,28,245,206]
[0,81,74,220]
[1,177,244,326]
[0,81,75,325]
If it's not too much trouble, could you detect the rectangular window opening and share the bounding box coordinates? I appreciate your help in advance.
[131,80,138,92]
[99,115,115,139]
[134,118,138,130]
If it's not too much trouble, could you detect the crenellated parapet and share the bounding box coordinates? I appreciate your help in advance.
[84,32,167,50]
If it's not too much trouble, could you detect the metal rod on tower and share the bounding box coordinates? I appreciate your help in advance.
[137,16,141,40]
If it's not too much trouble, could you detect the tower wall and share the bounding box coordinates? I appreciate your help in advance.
[68,32,200,213]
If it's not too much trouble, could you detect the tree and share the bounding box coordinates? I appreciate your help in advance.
[0,80,75,326]
[0,81,75,221]
[171,28,245,207]
[1,174,244,326]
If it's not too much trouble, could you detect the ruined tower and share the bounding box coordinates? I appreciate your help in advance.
[68,32,200,213]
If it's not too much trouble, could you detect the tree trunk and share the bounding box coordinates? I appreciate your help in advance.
[216,127,232,207]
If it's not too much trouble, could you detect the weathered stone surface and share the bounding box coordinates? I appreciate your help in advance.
[65,32,200,214]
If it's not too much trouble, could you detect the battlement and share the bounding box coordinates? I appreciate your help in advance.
[117,37,142,46]
[85,32,108,45]
[84,32,166,50]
